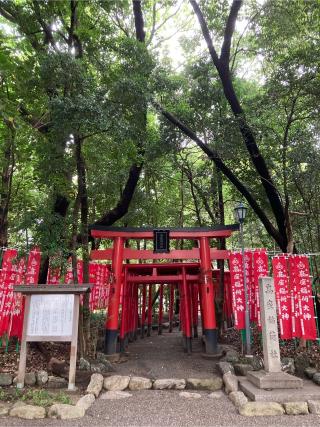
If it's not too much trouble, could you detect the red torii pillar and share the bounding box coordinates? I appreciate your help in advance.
[158,284,164,335]
[105,237,124,354]
[182,267,192,353]
[191,283,199,338]
[141,284,147,338]
[147,284,152,336]
[169,284,174,332]
[199,236,217,353]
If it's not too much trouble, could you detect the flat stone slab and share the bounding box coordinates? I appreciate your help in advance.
[240,378,320,403]
[100,391,132,400]
[247,370,303,389]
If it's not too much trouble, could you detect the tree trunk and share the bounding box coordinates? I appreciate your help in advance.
[0,119,15,247]
[75,134,91,357]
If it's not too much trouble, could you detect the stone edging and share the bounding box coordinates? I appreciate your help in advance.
[3,371,320,419]
[219,367,320,416]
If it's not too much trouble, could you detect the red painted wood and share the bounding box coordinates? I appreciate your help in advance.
[90,248,229,261]
[105,237,124,330]
[147,284,152,332]
[158,284,164,333]
[91,229,233,239]
[120,279,127,339]
[169,284,174,332]
[125,274,199,283]
[191,283,199,328]
[141,285,146,336]
[182,268,192,338]
[199,237,216,330]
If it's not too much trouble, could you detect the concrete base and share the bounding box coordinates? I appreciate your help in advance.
[240,378,320,403]
[247,370,303,389]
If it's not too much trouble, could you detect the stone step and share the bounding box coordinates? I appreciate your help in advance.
[239,378,320,403]
[247,370,303,389]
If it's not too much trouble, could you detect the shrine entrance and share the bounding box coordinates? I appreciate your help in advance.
[89,225,238,355]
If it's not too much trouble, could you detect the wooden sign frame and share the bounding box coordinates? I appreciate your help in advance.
[13,285,91,391]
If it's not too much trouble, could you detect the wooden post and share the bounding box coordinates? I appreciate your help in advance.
[16,295,30,389]
[68,294,79,390]
[14,285,90,390]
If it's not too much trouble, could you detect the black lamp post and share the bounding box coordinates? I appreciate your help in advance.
[234,202,251,355]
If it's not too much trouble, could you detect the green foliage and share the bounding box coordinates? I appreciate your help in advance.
[0,0,319,257]
[0,388,71,407]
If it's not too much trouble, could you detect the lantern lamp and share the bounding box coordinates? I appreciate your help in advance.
[234,202,247,224]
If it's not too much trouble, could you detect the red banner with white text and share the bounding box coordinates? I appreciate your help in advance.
[0,249,17,337]
[272,256,292,339]
[229,252,245,329]
[288,255,316,340]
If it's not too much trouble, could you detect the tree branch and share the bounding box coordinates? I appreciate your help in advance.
[93,163,143,226]
[18,105,51,134]
[189,0,220,69]
[190,0,287,247]
[156,102,286,250]
[132,0,146,42]
[32,0,57,50]
[220,0,242,67]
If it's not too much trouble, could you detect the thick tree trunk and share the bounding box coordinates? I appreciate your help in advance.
[75,134,91,357]
[216,169,226,333]
[187,0,288,250]
[0,119,15,247]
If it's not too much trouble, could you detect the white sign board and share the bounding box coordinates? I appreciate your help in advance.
[27,294,75,337]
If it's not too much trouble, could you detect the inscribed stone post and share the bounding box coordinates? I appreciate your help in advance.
[259,277,281,373]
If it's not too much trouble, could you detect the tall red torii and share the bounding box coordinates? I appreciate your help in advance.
[89,225,238,355]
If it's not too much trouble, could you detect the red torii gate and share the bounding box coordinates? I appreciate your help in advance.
[90,225,238,355]
[124,262,201,353]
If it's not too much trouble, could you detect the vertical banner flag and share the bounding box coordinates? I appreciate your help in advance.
[89,263,98,311]
[47,257,61,285]
[272,256,292,339]
[65,260,74,284]
[244,251,255,322]
[9,257,26,338]
[25,248,41,285]
[253,249,268,328]
[229,251,245,329]
[289,255,316,340]
[0,249,17,337]
[77,260,83,285]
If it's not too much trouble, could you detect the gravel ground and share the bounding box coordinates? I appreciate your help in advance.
[1,390,319,427]
[1,330,320,426]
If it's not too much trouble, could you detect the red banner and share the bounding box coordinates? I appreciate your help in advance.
[65,261,73,284]
[25,248,41,285]
[244,251,255,322]
[288,255,316,340]
[47,263,61,285]
[0,249,17,337]
[253,250,268,328]
[272,256,292,339]
[229,252,245,329]
[77,260,83,284]
[9,258,26,338]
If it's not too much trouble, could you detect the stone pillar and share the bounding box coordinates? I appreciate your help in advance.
[259,276,281,373]
[246,277,303,390]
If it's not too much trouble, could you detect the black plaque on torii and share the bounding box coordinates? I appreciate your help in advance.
[153,229,170,253]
